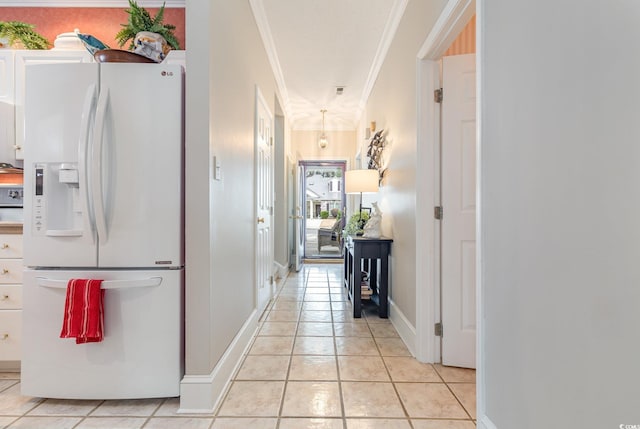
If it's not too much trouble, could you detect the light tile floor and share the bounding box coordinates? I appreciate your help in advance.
[0,264,476,428]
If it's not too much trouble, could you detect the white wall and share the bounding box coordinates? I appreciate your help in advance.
[364,0,447,326]
[480,1,640,427]
[183,0,284,410]
[292,129,356,163]
[274,105,290,271]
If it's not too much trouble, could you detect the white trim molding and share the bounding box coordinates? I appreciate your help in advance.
[417,0,475,60]
[389,297,417,357]
[0,0,184,6]
[179,309,259,413]
[248,0,293,122]
[355,0,409,121]
[414,57,440,364]
[478,415,498,429]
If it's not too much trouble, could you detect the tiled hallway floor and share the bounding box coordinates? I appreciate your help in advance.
[0,264,476,428]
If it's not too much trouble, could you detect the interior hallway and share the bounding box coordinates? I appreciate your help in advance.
[0,264,475,428]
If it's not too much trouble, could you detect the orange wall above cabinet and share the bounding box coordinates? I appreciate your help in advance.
[0,7,185,50]
[444,14,475,56]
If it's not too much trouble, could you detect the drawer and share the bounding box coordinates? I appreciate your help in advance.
[0,235,22,259]
[0,310,21,361]
[0,260,22,284]
[0,285,21,309]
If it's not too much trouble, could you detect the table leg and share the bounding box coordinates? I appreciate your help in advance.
[353,245,362,318]
[379,250,389,318]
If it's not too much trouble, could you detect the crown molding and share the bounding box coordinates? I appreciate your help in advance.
[0,0,184,6]
[249,0,293,121]
[356,0,409,122]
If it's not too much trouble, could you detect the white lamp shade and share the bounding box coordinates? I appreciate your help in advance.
[345,169,379,194]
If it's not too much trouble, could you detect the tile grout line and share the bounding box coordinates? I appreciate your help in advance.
[275,268,307,427]
[327,268,349,429]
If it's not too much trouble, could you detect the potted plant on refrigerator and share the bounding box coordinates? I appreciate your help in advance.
[115,0,180,62]
[0,21,49,49]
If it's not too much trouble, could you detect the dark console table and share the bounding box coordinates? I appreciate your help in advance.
[343,236,393,318]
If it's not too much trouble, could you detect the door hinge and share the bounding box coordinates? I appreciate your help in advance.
[269,275,274,284]
[270,137,273,146]
[435,322,443,337]
[434,88,443,103]
[434,206,443,220]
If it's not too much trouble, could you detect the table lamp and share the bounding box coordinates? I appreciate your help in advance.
[345,169,379,234]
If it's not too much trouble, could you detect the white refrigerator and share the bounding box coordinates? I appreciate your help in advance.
[21,62,184,399]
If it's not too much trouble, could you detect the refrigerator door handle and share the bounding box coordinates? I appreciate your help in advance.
[78,83,97,241]
[36,276,163,290]
[92,88,109,244]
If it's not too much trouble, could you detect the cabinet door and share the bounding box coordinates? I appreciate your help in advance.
[0,50,14,104]
[0,51,15,162]
[14,50,93,160]
[0,310,21,361]
[0,234,23,259]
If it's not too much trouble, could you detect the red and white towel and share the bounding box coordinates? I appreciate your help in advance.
[60,279,105,344]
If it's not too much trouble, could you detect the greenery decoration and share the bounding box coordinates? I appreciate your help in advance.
[320,211,330,219]
[0,21,49,50]
[115,0,180,50]
[344,211,370,236]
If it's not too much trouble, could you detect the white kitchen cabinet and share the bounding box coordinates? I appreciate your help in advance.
[0,51,15,104]
[0,231,23,366]
[0,51,16,164]
[14,50,93,160]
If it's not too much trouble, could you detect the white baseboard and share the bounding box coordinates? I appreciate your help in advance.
[478,414,498,429]
[389,298,418,358]
[178,309,259,413]
[273,261,289,280]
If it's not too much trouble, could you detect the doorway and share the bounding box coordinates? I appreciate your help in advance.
[414,0,476,368]
[299,160,346,260]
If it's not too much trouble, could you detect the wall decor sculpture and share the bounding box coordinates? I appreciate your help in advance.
[367,129,386,181]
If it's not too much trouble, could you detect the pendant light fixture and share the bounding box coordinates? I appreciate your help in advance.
[318,109,328,149]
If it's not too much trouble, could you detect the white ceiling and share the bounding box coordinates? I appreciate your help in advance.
[250,0,408,131]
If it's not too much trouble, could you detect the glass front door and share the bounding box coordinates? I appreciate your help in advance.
[300,161,346,259]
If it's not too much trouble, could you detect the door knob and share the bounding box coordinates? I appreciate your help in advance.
[257,217,265,224]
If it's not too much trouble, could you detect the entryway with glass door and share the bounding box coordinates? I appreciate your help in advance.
[299,160,346,259]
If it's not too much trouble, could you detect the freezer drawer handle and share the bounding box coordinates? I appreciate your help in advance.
[45,230,83,237]
[36,276,163,290]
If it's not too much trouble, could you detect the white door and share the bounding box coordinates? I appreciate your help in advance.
[97,64,183,268]
[294,165,304,271]
[441,53,476,369]
[14,50,93,160]
[255,87,274,311]
[23,63,99,268]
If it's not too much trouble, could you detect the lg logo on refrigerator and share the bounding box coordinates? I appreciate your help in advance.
[161,71,174,77]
